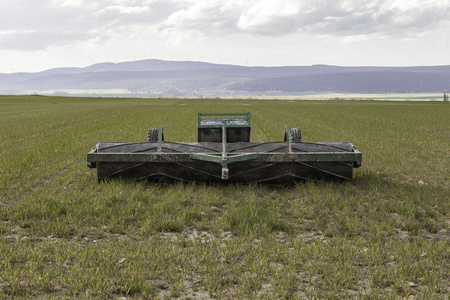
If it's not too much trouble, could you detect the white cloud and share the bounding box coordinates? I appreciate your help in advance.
[0,0,449,51]
[156,0,450,42]
[237,0,303,35]
[156,0,244,42]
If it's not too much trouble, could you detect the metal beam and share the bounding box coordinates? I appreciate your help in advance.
[88,151,362,164]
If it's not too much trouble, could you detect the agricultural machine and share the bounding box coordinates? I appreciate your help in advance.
[87,112,362,183]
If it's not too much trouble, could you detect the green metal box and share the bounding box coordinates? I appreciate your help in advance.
[197,112,251,143]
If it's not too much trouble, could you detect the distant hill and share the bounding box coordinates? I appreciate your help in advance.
[1,59,449,97]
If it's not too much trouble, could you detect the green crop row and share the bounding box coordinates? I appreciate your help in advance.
[0,95,448,299]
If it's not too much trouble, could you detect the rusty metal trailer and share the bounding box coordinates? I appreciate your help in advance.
[87,112,362,183]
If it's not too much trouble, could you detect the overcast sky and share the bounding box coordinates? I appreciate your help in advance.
[1,0,449,73]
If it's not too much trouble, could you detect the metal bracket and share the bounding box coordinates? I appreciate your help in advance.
[221,125,228,179]
[187,125,260,179]
[157,125,163,152]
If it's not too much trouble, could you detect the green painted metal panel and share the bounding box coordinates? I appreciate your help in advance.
[197,112,251,142]
[87,151,361,164]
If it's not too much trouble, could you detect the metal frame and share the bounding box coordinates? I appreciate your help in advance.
[88,124,362,180]
[87,151,362,165]
[87,112,363,182]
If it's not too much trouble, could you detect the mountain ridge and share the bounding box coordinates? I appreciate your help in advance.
[1,59,449,97]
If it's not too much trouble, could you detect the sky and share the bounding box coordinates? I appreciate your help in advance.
[1,0,449,73]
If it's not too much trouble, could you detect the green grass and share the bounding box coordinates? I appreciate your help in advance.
[0,95,449,299]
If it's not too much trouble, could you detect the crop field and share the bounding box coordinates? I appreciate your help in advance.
[222,93,446,101]
[0,95,448,299]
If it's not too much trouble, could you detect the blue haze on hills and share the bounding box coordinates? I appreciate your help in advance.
[1,60,449,97]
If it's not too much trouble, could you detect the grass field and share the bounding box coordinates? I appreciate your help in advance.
[0,95,448,299]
